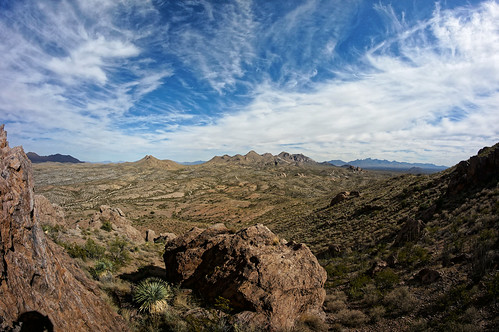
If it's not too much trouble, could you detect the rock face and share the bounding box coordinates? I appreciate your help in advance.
[163,223,327,330]
[0,125,127,331]
[34,194,65,227]
[447,143,499,195]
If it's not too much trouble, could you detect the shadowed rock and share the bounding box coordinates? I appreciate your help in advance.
[163,223,327,330]
[0,125,128,331]
[394,218,425,246]
[329,191,360,206]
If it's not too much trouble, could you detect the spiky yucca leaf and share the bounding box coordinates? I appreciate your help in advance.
[133,277,172,313]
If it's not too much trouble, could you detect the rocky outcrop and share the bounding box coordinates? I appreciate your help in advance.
[0,125,128,331]
[394,218,425,246]
[145,229,157,242]
[84,205,144,244]
[329,191,360,206]
[154,232,177,243]
[34,194,65,227]
[163,223,327,330]
[447,143,499,195]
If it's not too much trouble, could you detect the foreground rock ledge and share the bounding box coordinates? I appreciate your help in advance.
[0,125,127,331]
[163,223,327,330]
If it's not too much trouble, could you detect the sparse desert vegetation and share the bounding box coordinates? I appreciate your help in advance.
[22,144,499,330]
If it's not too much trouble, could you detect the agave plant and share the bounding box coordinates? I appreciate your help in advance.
[133,277,172,314]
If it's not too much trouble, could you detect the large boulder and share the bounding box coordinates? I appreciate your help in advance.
[163,223,327,330]
[0,125,127,331]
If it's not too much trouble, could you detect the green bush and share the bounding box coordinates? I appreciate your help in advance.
[89,259,114,280]
[107,237,130,267]
[374,268,400,291]
[64,238,105,261]
[100,220,113,232]
[133,277,172,313]
[348,274,371,299]
[84,238,105,259]
[398,243,430,267]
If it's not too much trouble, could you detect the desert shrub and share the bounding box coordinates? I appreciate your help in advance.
[295,314,328,332]
[348,274,371,299]
[397,243,430,267]
[384,287,417,316]
[325,299,347,313]
[84,238,105,259]
[214,296,232,314]
[89,259,114,280]
[107,236,130,267]
[64,238,105,261]
[65,242,88,260]
[362,284,382,306]
[325,262,348,278]
[133,277,172,314]
[100,220,113,232]
[336,309,368,327]
[374,268,400,291]
[369,305,386,323]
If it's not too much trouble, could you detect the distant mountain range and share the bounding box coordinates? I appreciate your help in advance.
[27,152,83,164]
[327,158,448,173]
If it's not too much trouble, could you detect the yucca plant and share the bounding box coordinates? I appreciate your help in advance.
[133,277,172,314]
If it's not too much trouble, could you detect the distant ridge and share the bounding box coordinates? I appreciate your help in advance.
[130,155,183,169]
[206,151,317,166]
[27,152,83,164]
[327,158,448,173]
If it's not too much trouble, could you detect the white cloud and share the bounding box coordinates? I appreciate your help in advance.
[168,0,256,93]
[156,1,499,165]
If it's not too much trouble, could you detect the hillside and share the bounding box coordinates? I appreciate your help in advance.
[27,152,83,163]
[272,143,499,331]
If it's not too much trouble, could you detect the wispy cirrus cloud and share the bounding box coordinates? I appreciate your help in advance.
[156,1,499,165]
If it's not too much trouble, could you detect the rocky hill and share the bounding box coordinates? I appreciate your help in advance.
[27,152,83,163]
[207,150,317,167]
[0,125,127,331]
[129,154,184,170]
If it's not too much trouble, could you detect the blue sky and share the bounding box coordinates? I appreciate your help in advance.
[0,0,498,165]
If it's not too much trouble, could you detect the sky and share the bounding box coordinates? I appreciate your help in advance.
[0,0,498,165]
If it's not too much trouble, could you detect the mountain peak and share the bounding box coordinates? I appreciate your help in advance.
[26,152,83,163]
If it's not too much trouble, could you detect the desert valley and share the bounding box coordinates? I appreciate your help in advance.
[1,125,498,331]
